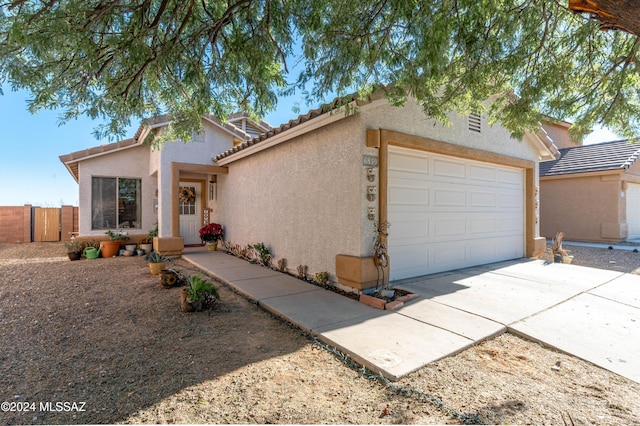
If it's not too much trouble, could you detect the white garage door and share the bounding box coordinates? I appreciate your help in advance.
[388,146,525,281]
[626,183,640,239]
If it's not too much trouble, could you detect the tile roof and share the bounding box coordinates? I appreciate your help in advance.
[59,113,255,181]
[540,139,640,177]
[214,92,373,162]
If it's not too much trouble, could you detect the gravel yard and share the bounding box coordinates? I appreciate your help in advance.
[539,242,640,274]
[1,242,639,425]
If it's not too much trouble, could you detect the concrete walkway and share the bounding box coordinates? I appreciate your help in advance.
[183,249,640,383]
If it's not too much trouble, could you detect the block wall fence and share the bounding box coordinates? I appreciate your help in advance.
[0,205,78,243]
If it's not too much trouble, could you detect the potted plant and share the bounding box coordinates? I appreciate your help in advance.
[63,240,83,261]
[100,229,129,258]
[159,268,185,288]
[124,242,137,253]
[199,222,224,251]
[181,273,220,312]
[145,251,170,275]
[139,225,157,254]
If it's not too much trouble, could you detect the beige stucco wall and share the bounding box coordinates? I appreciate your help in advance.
[77,144,157,238]
[360,99,542,163]
[541,159,640,243]
[542,122,576,150]
[540,173,625,242]
[154,121,235,237]
[215,114,366,279]
[215,99,547,280]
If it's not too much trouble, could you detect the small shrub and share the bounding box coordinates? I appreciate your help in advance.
[313,271,329,286]
[185,273,220,302]
[297,265,307,280]
[145,251,170,263]
[63,240,83,253]
[105,229,129,241]
[248,242,272,266]
[277,258,287,272]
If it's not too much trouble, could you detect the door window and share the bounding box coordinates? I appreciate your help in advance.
[179,186,197,215]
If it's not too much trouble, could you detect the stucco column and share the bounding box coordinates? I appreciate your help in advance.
[170,162,180,237]
[156,162,172,238]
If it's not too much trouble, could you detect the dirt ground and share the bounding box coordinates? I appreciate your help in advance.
[1,242,639,425]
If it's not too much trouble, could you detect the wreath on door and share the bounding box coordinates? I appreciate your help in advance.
[179,187,196,204]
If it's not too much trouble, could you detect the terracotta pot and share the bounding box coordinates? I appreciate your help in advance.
[159,269,178,288]
[181,289,194,312]
[149,262,166,275]
[100,241,121,258]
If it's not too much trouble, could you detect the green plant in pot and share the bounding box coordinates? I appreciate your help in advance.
[63,240,83,261]
[100,229,129,258]
[181,273,220,312]
[139,224,157,253]
[145,250,170,275]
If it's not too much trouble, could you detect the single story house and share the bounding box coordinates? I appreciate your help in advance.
[61,92,558,288]
[540,138,640,243]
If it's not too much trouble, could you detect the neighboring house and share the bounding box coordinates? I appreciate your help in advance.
[540,139,640,243]
[61,92,557,287]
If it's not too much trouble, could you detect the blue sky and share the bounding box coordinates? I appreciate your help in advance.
[0,86,302,206]
[0,85,620,207]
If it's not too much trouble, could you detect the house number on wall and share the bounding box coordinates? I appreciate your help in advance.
[363,155,378,167]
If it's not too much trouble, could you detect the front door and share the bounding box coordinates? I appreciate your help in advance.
[179,181,202,245]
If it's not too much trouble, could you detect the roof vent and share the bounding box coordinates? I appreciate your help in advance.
[468,111,482,133]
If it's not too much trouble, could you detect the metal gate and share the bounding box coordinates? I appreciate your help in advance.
[33,207,60,242]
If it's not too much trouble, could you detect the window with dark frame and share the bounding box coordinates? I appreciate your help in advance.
[91,177,142,229]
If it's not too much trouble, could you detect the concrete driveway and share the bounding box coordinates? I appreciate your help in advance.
[395,259,640,383]
[185,250,640,383]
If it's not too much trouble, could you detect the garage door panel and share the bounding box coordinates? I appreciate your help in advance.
[389,152,429,175]
[469,218,497,234]
[498,192,522,208]
[433,217,467,237]
[469,164,496,182]
[390,245,430,278]
[468,241,497,262]
[433,241,468,269]
[498,169,522,187]
[388,146,524,280]
[470,191,497,207]
[433,157,466,179]
[433,187,466,207]
[497,217,522,233]
[390,216,429,241]
[389,181,429,207]
[493,235,525,258]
